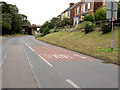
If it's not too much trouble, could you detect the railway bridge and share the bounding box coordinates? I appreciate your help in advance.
[22,25,41,35]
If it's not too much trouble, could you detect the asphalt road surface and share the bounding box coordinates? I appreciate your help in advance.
[0,36,119,89]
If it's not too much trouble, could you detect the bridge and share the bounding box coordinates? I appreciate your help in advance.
[22,25,41,35]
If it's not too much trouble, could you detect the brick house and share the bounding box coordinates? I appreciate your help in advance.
[74,1,106,25]
[61,2,81,24]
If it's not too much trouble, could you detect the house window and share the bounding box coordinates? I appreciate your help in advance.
[64,13,66,17]
[68,11,69,17]
[88,3,90,11]
[77,7,79,14]
[65,12,67,17]
[81,4,85,13]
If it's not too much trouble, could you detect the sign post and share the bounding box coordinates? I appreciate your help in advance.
[106,0,118,50]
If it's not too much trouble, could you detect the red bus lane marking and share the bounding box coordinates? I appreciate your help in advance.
[31,46,94,62]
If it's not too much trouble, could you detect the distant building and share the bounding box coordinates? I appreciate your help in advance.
[74,1,106,25]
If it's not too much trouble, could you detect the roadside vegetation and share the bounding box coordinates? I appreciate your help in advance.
[36,3,120,65]
[1,2,30,35]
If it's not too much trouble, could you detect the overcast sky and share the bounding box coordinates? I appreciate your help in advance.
[2,0,80,25]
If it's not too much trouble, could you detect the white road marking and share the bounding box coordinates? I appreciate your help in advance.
[24,49,41,88]
[66,79,80,88]
[52,54,58,58]
[74,54,86,59]
[0,52,8,68]
[42,54,73,59]
[23,39,53,67]
[38,54,53,67]
[81,57,86,59]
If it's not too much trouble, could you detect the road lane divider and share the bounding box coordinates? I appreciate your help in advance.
[0,51,8,68]
[23,39,53,67]
[24,48,41,88]
[66,79,80,88]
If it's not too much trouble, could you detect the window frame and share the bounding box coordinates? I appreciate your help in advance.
[81,4,85,13]
[77,7,79,14]
[88,2,90,11]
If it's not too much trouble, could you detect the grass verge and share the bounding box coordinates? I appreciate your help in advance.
[36,28,119,65]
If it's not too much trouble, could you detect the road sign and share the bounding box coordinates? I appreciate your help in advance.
[112,17,115,21]
[106,1,118,20]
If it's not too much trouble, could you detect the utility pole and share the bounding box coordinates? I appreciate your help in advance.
[111,2,114,50]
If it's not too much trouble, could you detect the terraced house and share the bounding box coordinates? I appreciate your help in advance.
[61,2,81,24]
[74,1,106,25]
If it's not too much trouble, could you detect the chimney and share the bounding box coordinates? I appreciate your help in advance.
[70,3,74,7]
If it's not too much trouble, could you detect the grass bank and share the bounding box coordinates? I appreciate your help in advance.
[36,28,119,65]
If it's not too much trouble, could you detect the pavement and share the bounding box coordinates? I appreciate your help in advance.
[0,36,119,89]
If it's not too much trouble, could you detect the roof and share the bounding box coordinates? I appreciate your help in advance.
[61,7,71,14]
[69,2,80,9]
[61,2,80,14]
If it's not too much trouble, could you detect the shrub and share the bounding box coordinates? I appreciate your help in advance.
[75,21,94,30]
[101,23,111,33]
[49,29,55,33]
[94,7,106,21]
[83,14,95,21]
[61,17,70,26]
[35,34,44,38]
[42,26,50,35]
[84,24,93,34]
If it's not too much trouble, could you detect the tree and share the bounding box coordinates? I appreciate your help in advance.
[61,17,70,26]
[94,7,106,21]
[19,14,31,26]
[40,21,51,35]
[83,14,95,21]
[1,2,11,14]
[1,1,30,35]
[2,13,12,34]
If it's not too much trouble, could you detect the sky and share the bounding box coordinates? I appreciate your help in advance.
[2,0,80,25]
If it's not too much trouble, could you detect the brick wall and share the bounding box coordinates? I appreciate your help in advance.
[94,2,102,12]
[85,3,88,12]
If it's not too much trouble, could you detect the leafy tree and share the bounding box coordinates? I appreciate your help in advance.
[1,1,30,35]
[1,2,11,14]
[61,17,70,26]
[83,14,95,21]
[20,14,31,26]
[40,21,50,35]
[94,7,106,21]
[2,13,12,34]
[40,17,70,36]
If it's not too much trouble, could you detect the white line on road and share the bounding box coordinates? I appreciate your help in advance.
[23,39,53,67]
[38,54,53,67]
[0,52,8,68]
[66,79,80,88]
[81,57,86,59]
[24,49,41,88]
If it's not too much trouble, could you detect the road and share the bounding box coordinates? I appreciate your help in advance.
[0,36,119,89]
